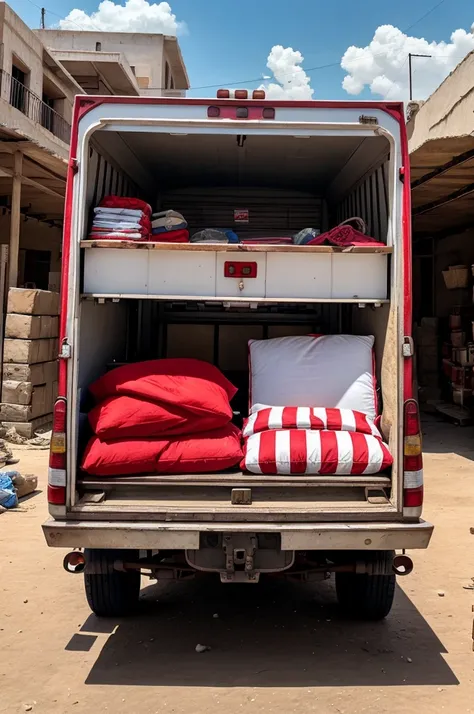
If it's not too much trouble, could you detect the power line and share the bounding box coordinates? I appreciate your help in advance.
[404,0,447,33]
[190,0,452,91]
[18,0,103,33]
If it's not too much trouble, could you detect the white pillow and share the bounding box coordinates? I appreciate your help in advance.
[248,335,377,421]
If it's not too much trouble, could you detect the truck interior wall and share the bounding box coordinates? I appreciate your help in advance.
[86,132,391,243]
[76,300,395,442]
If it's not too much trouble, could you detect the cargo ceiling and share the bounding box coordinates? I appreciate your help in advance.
[94,130,389,194]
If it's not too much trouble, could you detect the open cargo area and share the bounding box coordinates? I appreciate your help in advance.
[63,103,405,525]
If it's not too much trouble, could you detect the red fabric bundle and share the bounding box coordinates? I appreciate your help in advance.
[99,195,152,216]
[89,394,232,439]
[306,225,385,247]
[82,423,243,476]
[151,229,190,243]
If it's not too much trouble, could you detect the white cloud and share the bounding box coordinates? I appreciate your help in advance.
[341,23,474,100]
[260,45,314,99]
[59,0,186,34]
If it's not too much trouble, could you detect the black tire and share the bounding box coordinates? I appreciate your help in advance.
[335,550,396,621]
[84,549,140,617]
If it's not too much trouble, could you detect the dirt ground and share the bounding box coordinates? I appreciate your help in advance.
[0,416,473,714]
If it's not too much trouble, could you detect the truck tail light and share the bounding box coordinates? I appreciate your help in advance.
[253,89,266,99]
[216,89,230,98]
[403,400,423,514]
[234,89,248,99]
[48,398,67,505]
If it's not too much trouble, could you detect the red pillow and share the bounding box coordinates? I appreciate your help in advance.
[89,394,232,439]
[89,359,237,419]
[82,423,243,476]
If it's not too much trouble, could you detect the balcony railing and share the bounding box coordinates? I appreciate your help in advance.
[0,70,71,144]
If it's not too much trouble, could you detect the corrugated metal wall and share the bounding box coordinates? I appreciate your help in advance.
[334,160,389,241]
[87,146,139,210]
[160,187,323,235]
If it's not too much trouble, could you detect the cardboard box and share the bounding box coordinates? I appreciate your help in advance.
[1,414,52,439]
[3,339,58,364]
[1,381,56,420]
[7,288,59,316]
[48,272,61,292]
[5,314,59,340]
[3,361,57,385]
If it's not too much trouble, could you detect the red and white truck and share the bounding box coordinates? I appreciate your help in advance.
[43,93,433,619]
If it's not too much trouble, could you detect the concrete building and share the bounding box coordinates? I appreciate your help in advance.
[0,3,189,437]
[35,29,189,98]
[407,51,474,419]
[0,3,189,295]
[408,51,474,319]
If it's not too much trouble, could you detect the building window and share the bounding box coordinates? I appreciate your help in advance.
[10,60,29,114]
[22,249,51,290]
[165,61,170,89]
[41,92,55,133]
[95,42,102,51]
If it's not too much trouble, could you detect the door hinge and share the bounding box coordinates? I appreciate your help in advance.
[59,338,71,359]
[403,336,414,357]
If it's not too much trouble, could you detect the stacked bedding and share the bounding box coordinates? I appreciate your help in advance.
[82,358,243,476]
[89,196,152,241]
[151,210,189,243]
[242,335,392,475]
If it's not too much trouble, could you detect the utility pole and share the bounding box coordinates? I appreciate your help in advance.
[40,7,45,29]
[408,52,432,100]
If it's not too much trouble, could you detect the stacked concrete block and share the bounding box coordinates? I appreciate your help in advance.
[1,289,59,438]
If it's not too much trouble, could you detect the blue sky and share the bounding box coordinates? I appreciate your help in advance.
[8,0,474,99]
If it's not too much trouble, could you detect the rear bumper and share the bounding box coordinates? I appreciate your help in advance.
[42,519,434,551]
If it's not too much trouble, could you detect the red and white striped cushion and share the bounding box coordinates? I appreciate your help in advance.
[243,407,381,439]
[242,430,392,475]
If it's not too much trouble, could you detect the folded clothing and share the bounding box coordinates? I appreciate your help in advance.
[88,231,147,242]
[292,228,321,245]
[151,228,189,243]
[151,210,187,234]
[242,429,392,475]
[241,237,293,245]
[191,228,240,244]
[249,335,377,422]
[89,392,233,440]
[90,196,152,240]
[100,195,152,216]
[82,423,243,476]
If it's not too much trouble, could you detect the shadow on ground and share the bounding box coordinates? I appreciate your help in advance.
[422,414,474,460]
[73,576,458,688]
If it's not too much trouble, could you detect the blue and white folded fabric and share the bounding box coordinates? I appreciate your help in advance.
[151,210,187,235]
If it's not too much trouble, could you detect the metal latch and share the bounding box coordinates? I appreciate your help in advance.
[231,488,252,505]
[403,336,414,357]
[59,338,71,359]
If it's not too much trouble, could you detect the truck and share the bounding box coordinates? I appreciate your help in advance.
[42,92,433,620]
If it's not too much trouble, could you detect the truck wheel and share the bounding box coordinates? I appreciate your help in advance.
[335,550,396,621]
[84,549,140,617]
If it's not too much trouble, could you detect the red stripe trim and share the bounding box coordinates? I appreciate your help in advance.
[254,409,270,435]
[289,430,307,474]
[326,408,342,431]
[349,432,369,474]
[319,431,338,474]
[258,431,277,474]
[282,407,298,429]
